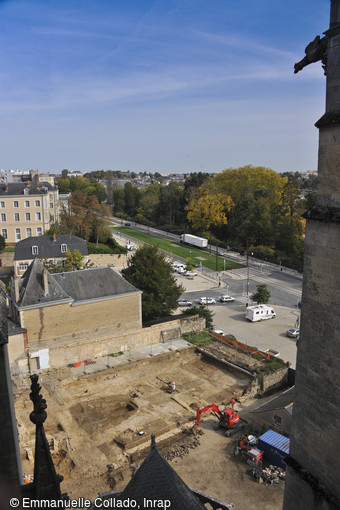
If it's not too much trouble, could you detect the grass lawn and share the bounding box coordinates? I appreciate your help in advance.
[114,226,244,271]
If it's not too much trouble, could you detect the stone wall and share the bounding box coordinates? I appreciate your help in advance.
[21,293,142,342]
[244,367,289,399]
[12,314,205,370]
[283,218,340,510]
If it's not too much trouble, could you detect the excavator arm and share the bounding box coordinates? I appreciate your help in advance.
[194,404,223,428]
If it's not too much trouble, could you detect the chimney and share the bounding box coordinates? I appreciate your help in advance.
[43,268,49,296]
[14,276,19,302]
[53,233,56,242]
[4,182,8,192]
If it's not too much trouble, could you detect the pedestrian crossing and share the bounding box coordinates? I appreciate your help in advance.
[231,267,302,298]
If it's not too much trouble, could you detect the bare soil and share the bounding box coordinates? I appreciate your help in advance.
[14,346,283,509]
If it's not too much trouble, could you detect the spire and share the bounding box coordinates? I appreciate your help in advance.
[29,375,68,501]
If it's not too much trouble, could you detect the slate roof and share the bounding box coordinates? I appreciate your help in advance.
[53,267,140,303]
[14,260,140,309]
[14,235,88,261]
[98,435,207,510]
[15,259,72,308]
[252,386,295,414]
[0,178,57,196]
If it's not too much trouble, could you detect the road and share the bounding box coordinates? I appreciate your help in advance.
[111,218,302,309]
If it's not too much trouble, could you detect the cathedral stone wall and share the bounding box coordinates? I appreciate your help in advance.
[283,219,340,510]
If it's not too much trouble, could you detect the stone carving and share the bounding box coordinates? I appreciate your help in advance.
[294,35,328,75]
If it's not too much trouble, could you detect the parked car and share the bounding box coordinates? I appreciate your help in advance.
[127,245,137,251]
[219,295,235,303]
[213,329,225,336]
[183,270,197,277]
[199,297,216,305]
[286,328,300,338]
[177,299,193,306]
[124,222,131,226]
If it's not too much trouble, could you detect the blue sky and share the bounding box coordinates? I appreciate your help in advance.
[0,0,330,174]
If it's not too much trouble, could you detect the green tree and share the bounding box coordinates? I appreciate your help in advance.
[121,244,184,322]
[157,182,184,226]
[65,249,85,271]
[0,234,6,252]
[112,187,125,215]
[182,305,214,329]
[251,284,271,304]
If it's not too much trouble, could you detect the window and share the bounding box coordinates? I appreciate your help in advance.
[35,212,41,221]
[26,228,32,238]
[35,200,40,207]
[13,201,19,208]
[274,415,282,426]
[49,194,53,200]
[50,202,54,209]
[25,200,30,207]
[0,201,5,208]
[19,264,28,271]
[50,214,54,222]
[1,229,7,239]
[14,213,20,222]
[15,228,21,241]
[61,244,67,253]
[32,246,38,255]
[36,228,42,236]
[1,213,6,222]
[25,213,31,221]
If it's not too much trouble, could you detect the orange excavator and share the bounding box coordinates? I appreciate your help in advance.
[193,404,247,437]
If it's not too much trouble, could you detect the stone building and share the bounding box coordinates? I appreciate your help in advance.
[8,259,142,372]
[0,174,59,244]
[283,1,340,509]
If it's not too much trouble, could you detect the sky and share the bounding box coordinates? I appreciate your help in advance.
[0,0,330,174]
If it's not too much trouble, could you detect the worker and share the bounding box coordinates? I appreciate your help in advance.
[231,398,235,409]
[171,380,176,393]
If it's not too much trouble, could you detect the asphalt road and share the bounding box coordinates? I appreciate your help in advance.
[111,217,303,308]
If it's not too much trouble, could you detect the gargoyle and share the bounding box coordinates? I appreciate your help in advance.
[294,35,328,74]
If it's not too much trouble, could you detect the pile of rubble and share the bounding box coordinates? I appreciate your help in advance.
[162,429,203,461]
[253,465,286,485]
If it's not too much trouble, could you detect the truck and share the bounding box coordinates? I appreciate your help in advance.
[180,234,208,248]
[245,305,276,322]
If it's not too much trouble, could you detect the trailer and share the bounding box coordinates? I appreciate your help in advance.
[245,305,276,322]
[180,234,208,248]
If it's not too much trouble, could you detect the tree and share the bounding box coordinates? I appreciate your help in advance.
[186,189,232,242]
[65,249,85,271]
[121,244,184,322]
[0,234,5,252]
[251,284,271,304]
[182,305,214,329]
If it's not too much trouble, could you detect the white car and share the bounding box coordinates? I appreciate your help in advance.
[127,245,137,251]
[219,295,235,303]
[199,297,216,305]
[177,299,193,306]
[183,270,197,277]
[213,329,225,336]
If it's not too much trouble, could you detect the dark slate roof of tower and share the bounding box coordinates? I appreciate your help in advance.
[97,435,206,510]
[16,259,72,308]
[53,267,140,303]
[14,235,88,261]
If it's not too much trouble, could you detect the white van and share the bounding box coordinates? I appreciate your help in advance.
[245,305,276,322]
